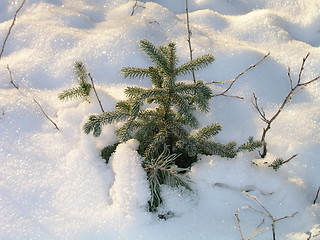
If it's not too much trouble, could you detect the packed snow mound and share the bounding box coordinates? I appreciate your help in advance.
[0,0,320,240]
[109,140,150,215]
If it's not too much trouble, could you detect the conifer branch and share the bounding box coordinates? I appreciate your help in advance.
[176,54,214,76]
[140,39,170,73]
[185,0,196,83]
[0,0,26,60]
[252,53,320,158]
[192,123,221,141]
[268,154,297,171]
[314,187,320,205]
[88,72,105,113]
[210,53,270,99]
[58,86,88,102]
[121,66,150,79]
[59,61,92,102]
[83,111,131,136]
[238,136,263,152]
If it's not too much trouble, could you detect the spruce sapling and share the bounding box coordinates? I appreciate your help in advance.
[84,39,239,168]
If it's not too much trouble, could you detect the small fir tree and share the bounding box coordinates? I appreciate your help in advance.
[58,61,92,102]
[83,39,261,212]
[83,39,238,168]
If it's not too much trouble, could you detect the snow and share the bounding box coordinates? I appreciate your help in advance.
[0,0,319,239]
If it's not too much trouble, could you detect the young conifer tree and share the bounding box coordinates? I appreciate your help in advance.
[83,39,239,168]
[58,61,92,102]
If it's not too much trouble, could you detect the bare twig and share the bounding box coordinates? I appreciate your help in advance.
[213,182,274,196]
[282,154,298,165]
[313,187,320,205]
[88,72,105,113]
[235,208,268,240]
[33,98,60,130]
[0,0,26,60]
[8,66,60,130]
[7,64,19,89]
[130,0,145,16]
[185,0,196,83]
[252,53,320,158]
[210,53,270,99]
[241,192,298,240]
[0,108,4,119]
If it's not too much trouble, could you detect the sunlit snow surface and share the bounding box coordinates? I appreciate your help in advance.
[0,0,320,239]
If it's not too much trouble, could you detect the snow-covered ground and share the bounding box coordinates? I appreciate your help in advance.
[0,0,319,239]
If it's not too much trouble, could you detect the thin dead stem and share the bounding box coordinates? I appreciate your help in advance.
[252,53,320,158]
[88,72,105,113]
[238,191,298,240]
[33,98,60,130]
[210,53,270,99]
[7,64,19,89]
[130,0,145,16]
[0,0,26,60]
[8,66,60,130]
[282,154,298,165]
[185,0,196,83]
[313,187,320,205]
[235,207,268,240]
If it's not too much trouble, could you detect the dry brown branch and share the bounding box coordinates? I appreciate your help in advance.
[130,0,145,16]
[210,53,270,99]
[88,72,105,113]
[282,154,298,165]
[213,182,274,196]
[313,187,320,205]
[235,207,268,240]
[7,64,19,89]
[33,98,60,130]
[241,191,298,240]
[252,53,320,158]
[8,66,60,130]
[0,0,26,60]
[0,108,4,119]
[185,0,196,83]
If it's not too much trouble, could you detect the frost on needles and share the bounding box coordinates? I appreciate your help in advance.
[58,61,92,102]
[83,39,239,168]
[82,39,261,212]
